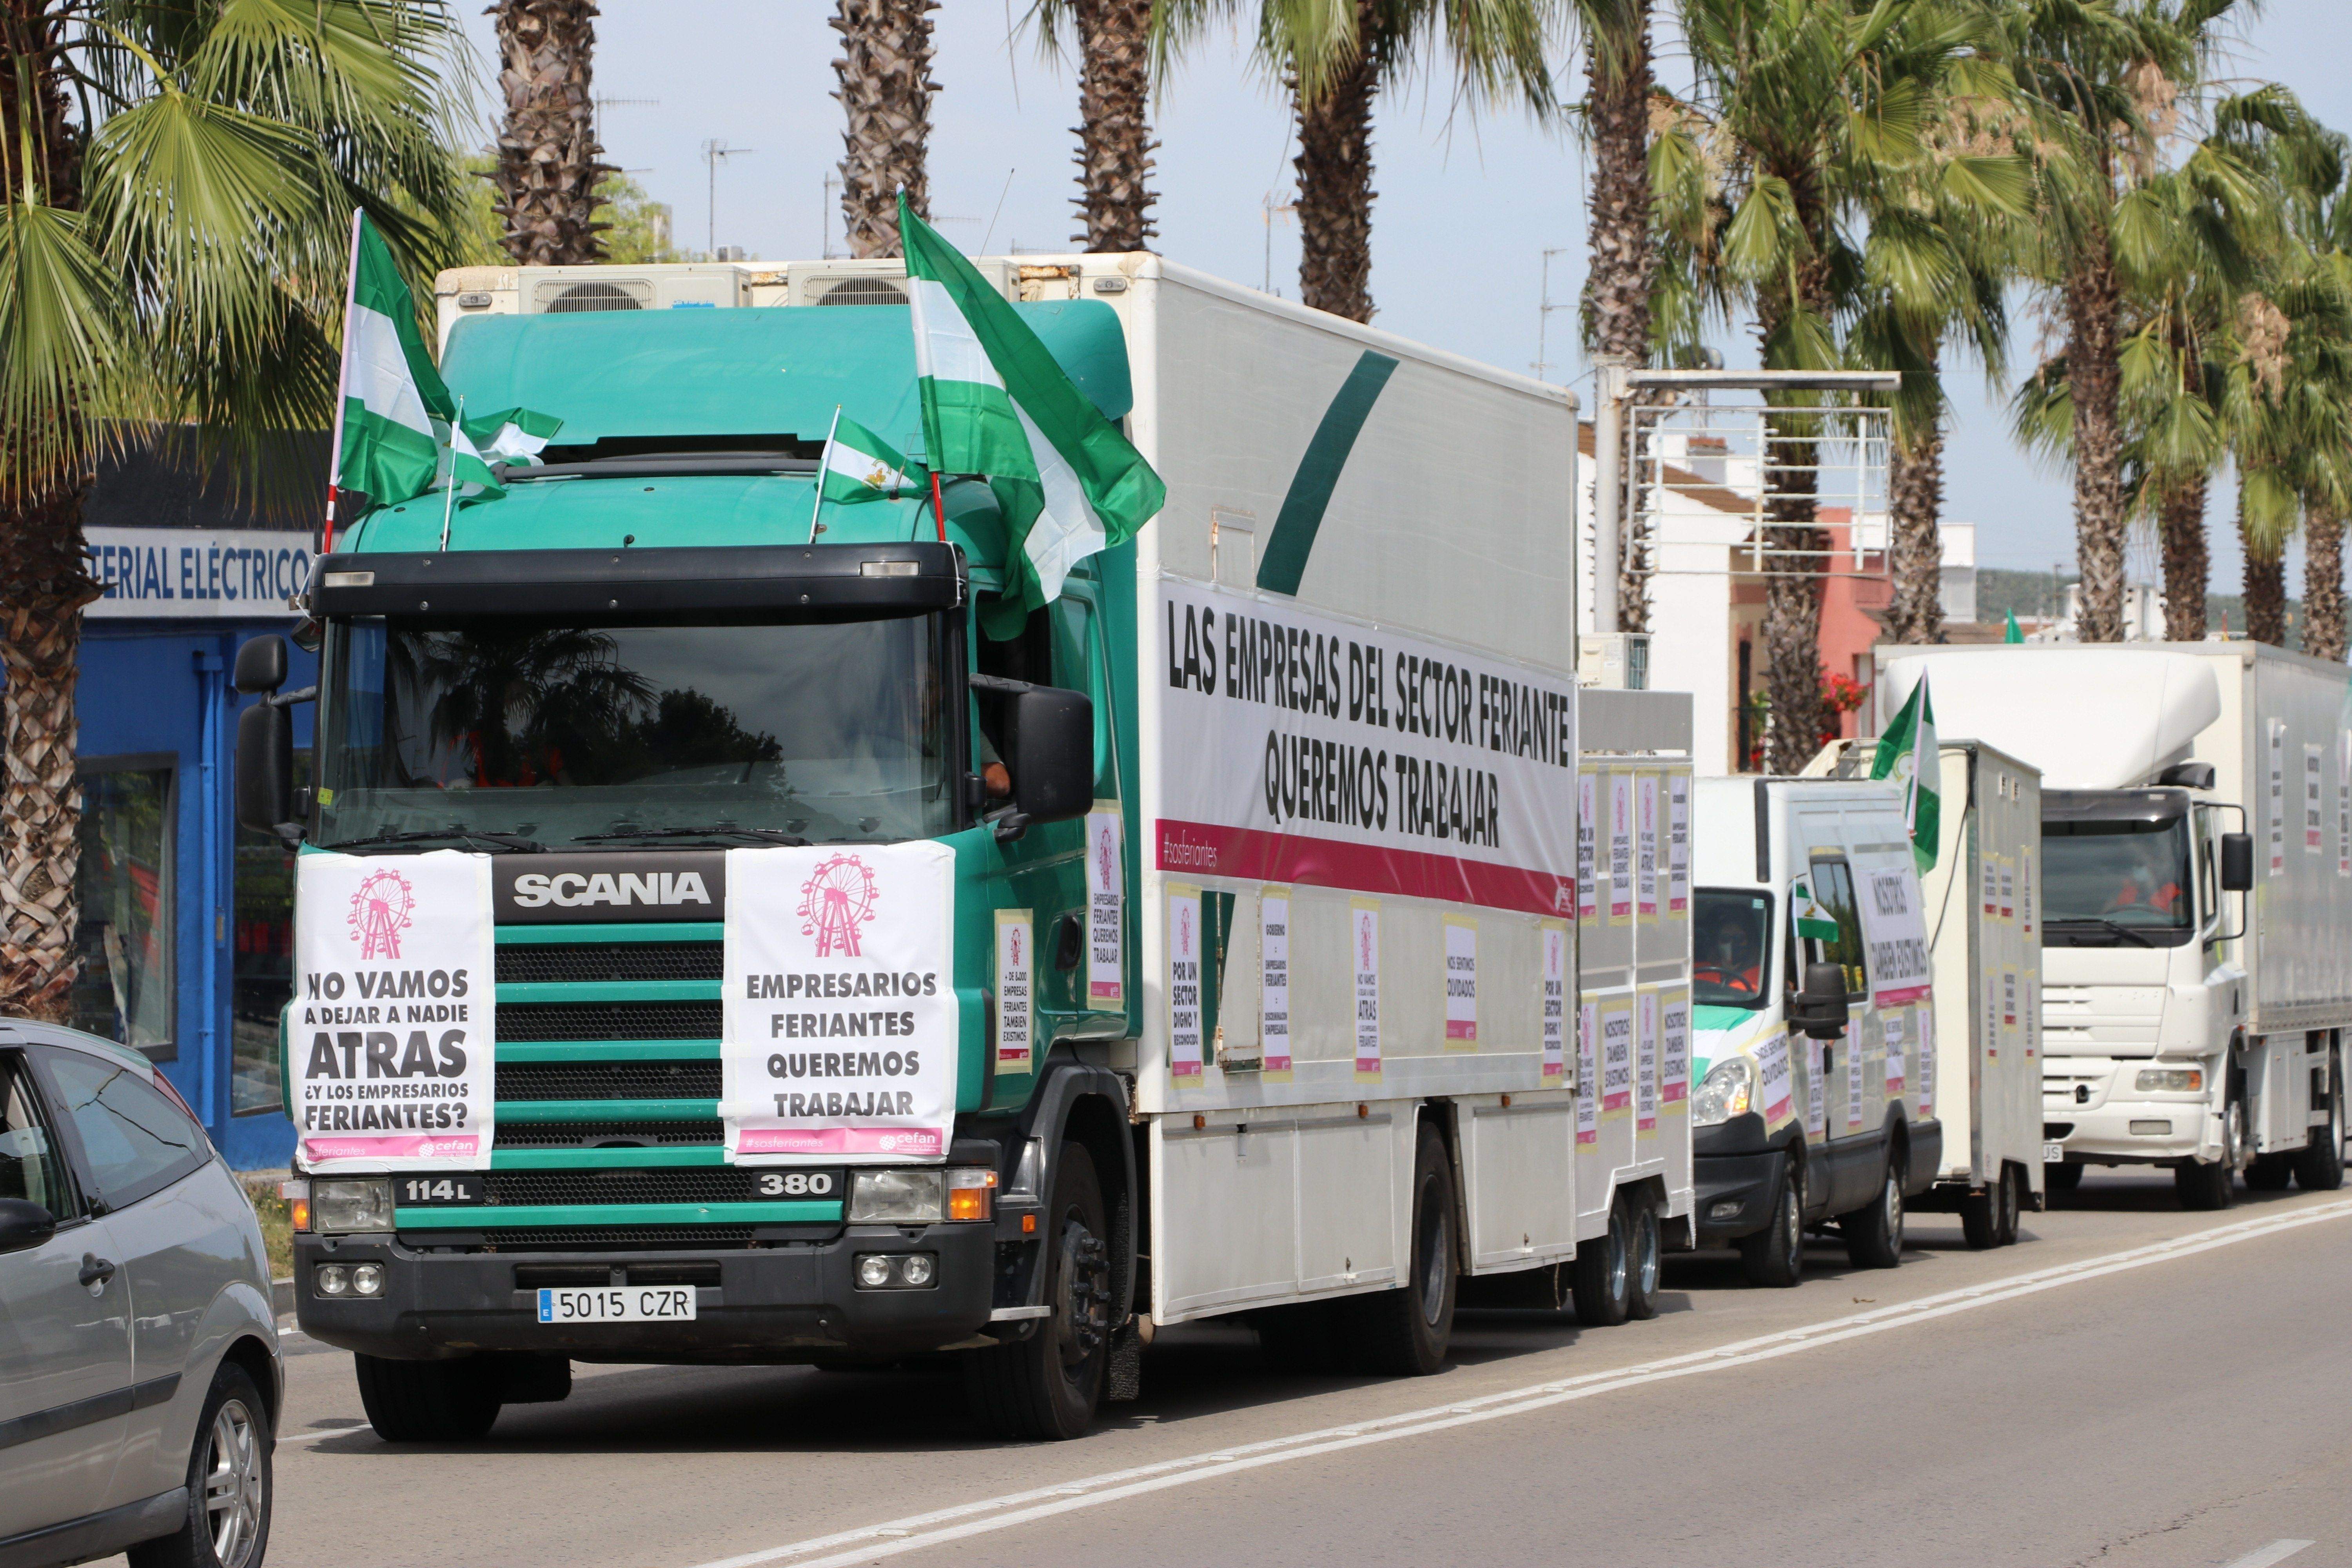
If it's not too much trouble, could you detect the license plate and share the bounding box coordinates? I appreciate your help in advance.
[2042,1141,2067,1164]
[536,1286,698,1324]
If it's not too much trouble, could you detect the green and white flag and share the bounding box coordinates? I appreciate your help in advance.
[1871,675,1942,873]
[1791,879,1842,941]
[819,413,927,505]
[898,193,1165,633]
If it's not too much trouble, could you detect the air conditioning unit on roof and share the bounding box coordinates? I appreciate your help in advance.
[787,257,1015,307]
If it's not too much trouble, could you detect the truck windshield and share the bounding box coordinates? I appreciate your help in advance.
[2043,816,2193,937]
[315,613,952,846]
[1693,889,1773,1009]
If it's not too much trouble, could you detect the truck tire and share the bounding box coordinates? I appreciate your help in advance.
[2176,1096,2245,1211]
[1624,1194,1663,1322]
[1738,1160,1804,1289]
[2294,1051,2345,1192]
[2245,1153,2294,1191]
[1995,1165,2022,1246]
[1960,1184,1998,1250]
[354,1354,501,1443]
[127,1359,272,1568]
[1572,1198,1632,1327]
[965,1141,1112,1440]
[1841,1150,1906,1270]
[1340,1124,1458,1376]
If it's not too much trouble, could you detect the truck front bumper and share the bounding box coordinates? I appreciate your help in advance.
[293,1223,999,1363]
[1693,1116,1788,1246]
[2044,1058,2217,1164]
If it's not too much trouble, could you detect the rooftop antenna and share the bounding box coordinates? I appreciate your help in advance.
[593,96,658,148]
[701,140,757,260]
[1261,190,1296,295]
[1532,247,1571,381]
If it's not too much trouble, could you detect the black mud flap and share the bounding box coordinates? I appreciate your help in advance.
[1106,1319,1143,1402]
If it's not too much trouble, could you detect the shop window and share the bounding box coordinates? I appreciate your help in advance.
[233,753,309,1115]
[69,759,174,1057]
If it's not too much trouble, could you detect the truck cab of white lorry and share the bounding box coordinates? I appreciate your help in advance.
[1688,779,1942,1283]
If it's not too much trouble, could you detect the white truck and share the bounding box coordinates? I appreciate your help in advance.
[1811,738,2045,1245]
[1875,644,2349,1209]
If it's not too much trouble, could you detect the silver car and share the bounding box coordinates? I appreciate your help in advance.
[0,1021,280,1568]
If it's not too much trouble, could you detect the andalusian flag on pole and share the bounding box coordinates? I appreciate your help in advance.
[1791,878,1842,941]
[818,411,927,505]
[1871,674,1942,873]
[897,192,1165,633]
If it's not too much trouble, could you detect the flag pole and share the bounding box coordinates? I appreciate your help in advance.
[808,404,842,544]
[929,470,947,544]
[439,394,464,551]
[322,208,364,557]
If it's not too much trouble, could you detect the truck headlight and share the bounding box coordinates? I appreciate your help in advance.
[2135,1067,2204,1093]
[311,1178,392,1234]
[849,1169,945,1223]
[1692,1056,1755,1128]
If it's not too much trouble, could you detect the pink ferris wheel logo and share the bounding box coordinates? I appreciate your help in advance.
[348,869,416,960]
[799,854,880,957]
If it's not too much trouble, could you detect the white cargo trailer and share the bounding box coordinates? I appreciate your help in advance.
[1875,644,2349,1210]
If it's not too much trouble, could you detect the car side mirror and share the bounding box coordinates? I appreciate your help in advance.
[2220,832,2254,893]
[236,699,294,836]
[1789,960,1851,1040]
[0,1198,57,1255]
[233,633,288,695]
[1007,686,1094,828]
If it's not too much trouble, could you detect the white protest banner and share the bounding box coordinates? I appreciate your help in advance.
[1668,773,1690,915]
[2307,743,2325,853]
[1917,1006,1936,1118]
[1260,888,1293,1076]
[722,843,957,1162]
[1660,987,1690,1113]
[1443,915,1478,1046]
[1844,1020,1866,1131]
[1600,997,1633,1122]
[1805,1038,1826,1142]
[1576,998,1600,1147]
[1087,807,1125,1007]
[1540,922,1568,1084]
[1635,988,1659,1138]
[1756,1032,1794,1132]
[292,851,495,1171]
[1577,772,1599,921]
[1636,774,1659,922]
[1855,864,1932,1009]
[1154,577,1578,918]
[1884,1007,1907,1097]
[1352,899,1382,1079]
[1168,886,1205,1082]
[995,910,1033,1074]
[1607,775,1634,925]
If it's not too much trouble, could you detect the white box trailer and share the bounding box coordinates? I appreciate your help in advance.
[1876,643,2350,1209]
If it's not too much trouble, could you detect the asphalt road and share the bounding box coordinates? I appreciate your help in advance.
[112,1169,2352,1568]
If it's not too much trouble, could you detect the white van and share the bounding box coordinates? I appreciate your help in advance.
[1688,779,1942,1283]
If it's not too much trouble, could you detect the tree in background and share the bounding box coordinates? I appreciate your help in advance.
[1037,0,1160,251]
[490,0,609,265]
[0,0,472,1020]
[833,0,938,258]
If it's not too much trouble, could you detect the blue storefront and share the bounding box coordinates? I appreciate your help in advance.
[66,448,321,1168]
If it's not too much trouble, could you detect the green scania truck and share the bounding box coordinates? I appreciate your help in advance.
[250,252,1690,1442]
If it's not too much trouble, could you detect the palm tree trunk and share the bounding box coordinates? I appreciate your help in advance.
[2159,477,2209,642]
[491,0,609,266]
[1069,0,1156,252]
[833,0,938,260]
[1292,0,1380,323]
[2239,495,2287,647]
[1583,0,1654,630]
[2066,240,2128,642]
[2305,506,2345,662]
[1886,406,1946,646]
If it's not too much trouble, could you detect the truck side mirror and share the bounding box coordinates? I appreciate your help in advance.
[236,699,294,836]
[1789,960,1851,1040]
[2220,832,2254,892]
[1007,686,1094,827]
[233,633,288,695]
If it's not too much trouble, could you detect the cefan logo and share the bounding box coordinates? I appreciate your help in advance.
[798,854,880,957]
[1008,924,1025,969]
[1359,916,1375,971]
[1179,903,1193,954]
[348,869,416,960]
[1095,820,1117,887]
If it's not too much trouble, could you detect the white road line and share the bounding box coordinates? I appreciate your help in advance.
[2221,1542,2315,1568]
[682,1198,2352,1568]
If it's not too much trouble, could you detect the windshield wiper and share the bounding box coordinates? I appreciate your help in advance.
[572,824,811,846]
[2049,917,2156,948]
[323,828,546,853]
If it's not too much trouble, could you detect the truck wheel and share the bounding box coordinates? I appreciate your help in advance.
[126,1360,271,1568]
[2245,1153,2294,1191]
[1959,1185,1998,1250]
[1341,1124,1458,1376]
[1623,1195,1663,1321]
[1737,1161,1804,1289]
[1572,1199,1632,1326]
[965,1141,1111,1440]
[2294,1051,2345,1191]
[354,1354,501,1443]
[1995,1165,2022,1246]
[2177,1098,2244,1210]
[1842,1151,1906,1270]
[2045,1161,2083,1195]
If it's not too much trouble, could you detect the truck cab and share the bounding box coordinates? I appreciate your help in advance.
[1688,779,1942,1284]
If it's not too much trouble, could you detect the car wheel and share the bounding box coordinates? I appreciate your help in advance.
[127,1361,271,1568]
[1842,1150,1906,1270]
[355,1353,502,1442]
[1738,1160,1804,1289]
[964,1141,1112,1439]
[1340,1123,1459,1375]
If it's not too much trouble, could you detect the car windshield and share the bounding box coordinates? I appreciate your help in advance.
[1693,888,1773,1009]
[2043,815,2193,929]
[316,613,953,846]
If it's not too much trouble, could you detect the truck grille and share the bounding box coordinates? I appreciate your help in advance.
[497,941,723,984]
[459,1169,809,1206]
[495,1060,722,1102]
[427,1225,762,1250]
[494,1119,724,1149]
[497,1001,722,1042]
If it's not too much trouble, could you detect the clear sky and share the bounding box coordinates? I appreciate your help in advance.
[456,0,2352,598]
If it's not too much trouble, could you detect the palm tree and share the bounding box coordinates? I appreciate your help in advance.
[0,2,472,1020]
[833,0,939,260]
[490,0,610,265]
[1659,0,2025,770]
[1036,0,1160,251]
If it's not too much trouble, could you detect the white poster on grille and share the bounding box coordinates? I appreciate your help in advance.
[292,851,496,1172]
[722,843,957,1163]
